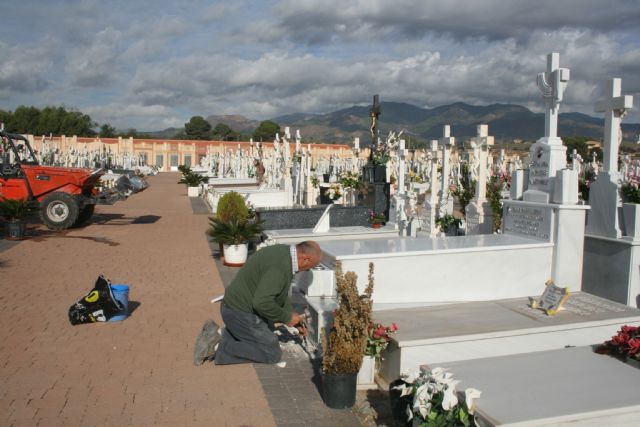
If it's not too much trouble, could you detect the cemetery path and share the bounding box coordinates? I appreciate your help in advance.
[0,172,275,427]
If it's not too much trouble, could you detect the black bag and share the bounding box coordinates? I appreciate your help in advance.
[68,275,124,325]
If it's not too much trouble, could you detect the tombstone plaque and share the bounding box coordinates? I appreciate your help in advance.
[502,203,553,241]
[532,280,570,316]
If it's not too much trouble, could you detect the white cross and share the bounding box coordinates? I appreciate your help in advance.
[470,124,494,201]
[595,78,634,174]
[537,53,570,139]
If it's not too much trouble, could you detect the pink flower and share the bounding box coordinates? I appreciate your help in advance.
[390,323,398,332]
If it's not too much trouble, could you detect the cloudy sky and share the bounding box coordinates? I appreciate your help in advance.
[2,0,639,131]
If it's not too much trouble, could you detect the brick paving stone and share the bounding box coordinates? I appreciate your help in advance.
[0,173,276,427]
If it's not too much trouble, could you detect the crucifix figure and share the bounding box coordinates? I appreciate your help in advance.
[370,94,381,146]
[537,53,570,139]
[595,78,634,174]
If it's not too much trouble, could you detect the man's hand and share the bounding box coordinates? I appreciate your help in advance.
[288,312,303,327]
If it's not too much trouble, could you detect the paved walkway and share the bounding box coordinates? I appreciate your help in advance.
[0,173,275,426]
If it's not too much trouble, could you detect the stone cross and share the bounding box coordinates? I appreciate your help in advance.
[397,139,407,195]
[594,78,634,174]
[537,52,570,139]
[571,149,578,170]
[438,125,455,216]
[471,125,494,201]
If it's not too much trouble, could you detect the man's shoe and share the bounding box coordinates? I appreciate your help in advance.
[193,319,223,366]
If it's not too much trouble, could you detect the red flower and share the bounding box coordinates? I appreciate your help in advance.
[390,323,398,332]
[627,338,640,354]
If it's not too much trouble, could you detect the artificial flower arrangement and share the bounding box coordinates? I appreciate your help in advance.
[372,130,403,166]
[310,175,320,189]
[620,174,640,204]
[365,322,398,359]
[596,325,640,361]
[340,171,360,189]
[328,183,343,201]
[394,368,481,427]
[368,210,386,225]
[435,214,461,233]
[409,170,424,183]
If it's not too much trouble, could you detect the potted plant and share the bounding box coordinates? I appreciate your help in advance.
[621,176,640,239]
[340,171,360,206]
[178,172,208,197]
[213,191,250,259]
[327,183,343,203]
[206,217,264,266]
[321,262,374,408]
[0,197,35,240]
[436,214,462,236]
[393,368,481,426]
[358,322,398,387]
[368,210,386,229]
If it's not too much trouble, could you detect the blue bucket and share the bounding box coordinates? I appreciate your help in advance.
[109,284,129,322]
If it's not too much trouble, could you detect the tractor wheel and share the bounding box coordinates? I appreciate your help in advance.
[40,192,80,230]
[74,204,95,226]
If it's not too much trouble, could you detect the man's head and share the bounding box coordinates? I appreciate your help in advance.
[296,241,322,271]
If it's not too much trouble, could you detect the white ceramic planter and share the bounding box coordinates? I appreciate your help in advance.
[187,186,200,197]
[223,243,248,267]
[623,203,640,240]
[357,355,377,389]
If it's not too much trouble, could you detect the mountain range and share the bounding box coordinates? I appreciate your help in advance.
[150,102,640,146]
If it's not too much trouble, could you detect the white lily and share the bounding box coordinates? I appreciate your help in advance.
[418,402,431,419]
[405,404,414,421]
[415,383,432,402]
[429,367,447,382]
[465,388,482,414]
[402,370,420,384]
[441,385,459,410]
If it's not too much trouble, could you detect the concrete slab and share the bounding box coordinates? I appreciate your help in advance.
[430,346,640,426]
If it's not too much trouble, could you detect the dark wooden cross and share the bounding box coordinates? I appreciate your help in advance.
[369,94,381,146]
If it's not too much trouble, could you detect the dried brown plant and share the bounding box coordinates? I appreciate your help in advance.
[322,261,374,374]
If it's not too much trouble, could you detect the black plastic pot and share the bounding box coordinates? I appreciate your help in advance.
[322,372,357,409]
[4,219,26,240]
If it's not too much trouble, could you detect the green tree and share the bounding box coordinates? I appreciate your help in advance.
[0,110,11,130]
[59,110,95,136]
[212,122,237,140]
[37,106,66,135]
[11,106,41,133]
[184,116,212,140]
[99,124,117,137]
[253,120,280,141]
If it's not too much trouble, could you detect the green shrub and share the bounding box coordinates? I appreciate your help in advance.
[216,191,249,223]
[0,197,36,220]
[178,172,208,186]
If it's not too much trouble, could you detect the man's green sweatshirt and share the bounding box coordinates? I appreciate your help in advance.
[223,244,293,323]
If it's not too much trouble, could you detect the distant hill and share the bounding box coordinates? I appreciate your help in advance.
[273,101,640,146]
[141,102,640,145]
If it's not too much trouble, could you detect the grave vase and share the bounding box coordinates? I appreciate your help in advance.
[357,356,377,388]
[371,222,382,229]
[622,203,640,240]
[374,165,387,182]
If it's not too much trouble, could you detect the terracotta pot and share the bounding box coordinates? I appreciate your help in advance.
[372,223,382,229]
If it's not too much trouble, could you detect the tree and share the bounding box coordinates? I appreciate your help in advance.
[184,116,212,140]
[0,110,11,130]
[212,122,236,140]
[253,120,280,142]
[10,106,41,133]
[37,106,66,135]
[99,124,116,138]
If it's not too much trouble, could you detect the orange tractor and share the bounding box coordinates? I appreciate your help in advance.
[0,131,124,229]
